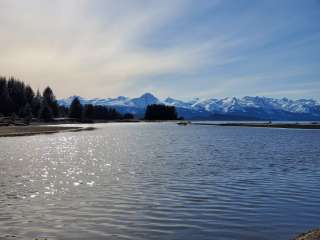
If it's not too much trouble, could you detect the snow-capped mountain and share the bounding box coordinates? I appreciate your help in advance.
[130,93,160,108]
[58,93,320,120]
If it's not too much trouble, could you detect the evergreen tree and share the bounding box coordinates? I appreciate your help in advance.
[25,85,35,104]
[43,87,54,102]
[58,106,69,118]
[83,104,95,120]
[69,97,83,120]
[144,104,178,120]
[0,80,14,116]
[123,113,134,119]
[0,77,6,96]
[0,77,36,117]
[7,77,27,113]
[43,86,59,117]
[31,90,42,117]
[92,105,121,120]
[22,103,33,124]
[39,100,53,122]
[0,76,124,122]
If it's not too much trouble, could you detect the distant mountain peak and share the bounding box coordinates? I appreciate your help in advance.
[68,95,81,99]
[141,92,154,97]
[57,93,320,121]
[130,92,160,108]
[116,96,128,100]
[139,92,158,100]
[164,97,178,103]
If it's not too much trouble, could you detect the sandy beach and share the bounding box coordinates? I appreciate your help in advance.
[0,125,95,137]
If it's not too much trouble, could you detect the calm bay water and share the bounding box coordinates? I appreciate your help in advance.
[0,123,320,240]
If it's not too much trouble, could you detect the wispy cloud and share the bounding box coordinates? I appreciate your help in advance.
[0,0,221,97]
[0,0,319,99]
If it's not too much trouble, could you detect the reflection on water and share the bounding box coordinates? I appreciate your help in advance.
[0,123,320,239]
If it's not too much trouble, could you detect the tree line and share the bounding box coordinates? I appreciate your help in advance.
[0,76,128,123]
[0,76,180,123]
[0,76,61,122]
[144,104,178,120]
[68,97,132,122]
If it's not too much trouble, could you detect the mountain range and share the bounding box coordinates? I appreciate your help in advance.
[58,93,320,121]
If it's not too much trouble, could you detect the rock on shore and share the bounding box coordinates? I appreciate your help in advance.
[294,229,320,240]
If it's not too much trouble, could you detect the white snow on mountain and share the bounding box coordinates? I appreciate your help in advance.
[130,93,160,108]
[58,93,320,115]
[163,97,193,109]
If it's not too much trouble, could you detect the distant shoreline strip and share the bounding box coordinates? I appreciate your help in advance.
[191,122,320,129]
[0,126,95,137]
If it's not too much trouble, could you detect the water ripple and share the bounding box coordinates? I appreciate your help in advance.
[0,123,320,239]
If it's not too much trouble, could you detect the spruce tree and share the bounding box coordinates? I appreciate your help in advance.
[144,104,178,120]
[22,103,33,124]
[25,85,35,104]
[123,113,134,119]
[83,104,94,121]
[0,83,14,116]
[43,86,59,117]
[7,77,27,113]
[69,97,83,120]
[39,100,53,122]
[31,90,42,118]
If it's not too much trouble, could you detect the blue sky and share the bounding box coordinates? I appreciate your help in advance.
[0,0,319,100]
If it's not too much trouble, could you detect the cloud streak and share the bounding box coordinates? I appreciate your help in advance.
[0,0,319,99]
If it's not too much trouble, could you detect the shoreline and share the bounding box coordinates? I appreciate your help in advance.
[0,125,96,137]
[191,122,320,129]
[1,120,320,138]
[294,229,320,240]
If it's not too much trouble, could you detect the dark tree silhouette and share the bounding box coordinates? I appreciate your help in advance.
[123,113,134,119]
[92,105,121,120]
[25,86,35,104]
[58,105,69,117]
[69,97,83,120]
[43,87,59,117]
[144,104,178,120]
[43,87,54,103]
[0,77,48,119]
[31,90,42,117]
[21,103,33,124]
[0,76,123,123]
[83,104,95,121]
[39,100,53,122]
[0,78,14,116]
[7,77,27,113]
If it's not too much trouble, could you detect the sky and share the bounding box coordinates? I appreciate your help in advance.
[0,0,319,100]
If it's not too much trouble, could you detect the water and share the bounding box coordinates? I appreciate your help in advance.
[0,123,320,240]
